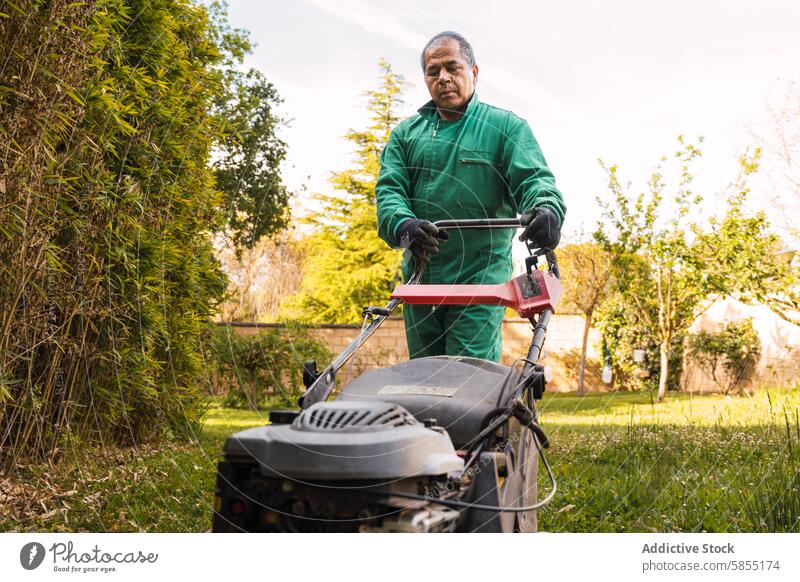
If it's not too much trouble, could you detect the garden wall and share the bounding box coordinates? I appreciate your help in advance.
[222,301,800,393]
[222,315,599,392]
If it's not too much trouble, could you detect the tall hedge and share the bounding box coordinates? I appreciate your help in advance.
[0,0,234,463]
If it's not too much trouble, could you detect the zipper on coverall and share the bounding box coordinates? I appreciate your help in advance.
[430,118,440,313]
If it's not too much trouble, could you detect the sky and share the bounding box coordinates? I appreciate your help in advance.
[224,0,800,242]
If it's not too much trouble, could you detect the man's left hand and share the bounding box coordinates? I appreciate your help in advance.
[518,207,561,249]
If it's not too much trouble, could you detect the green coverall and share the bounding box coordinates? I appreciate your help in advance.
[375,93,566,361]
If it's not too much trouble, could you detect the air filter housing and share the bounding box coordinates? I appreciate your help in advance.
[293,402,417,432]
[222,401,463,480]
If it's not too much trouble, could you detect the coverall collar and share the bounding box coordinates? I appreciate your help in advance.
[418,91,480,122]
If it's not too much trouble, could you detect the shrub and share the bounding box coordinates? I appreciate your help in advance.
[208,325,332,409]
[0,0,278,463]
[688,319,762,394]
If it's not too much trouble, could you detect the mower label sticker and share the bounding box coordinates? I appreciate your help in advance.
[377,385,460,397]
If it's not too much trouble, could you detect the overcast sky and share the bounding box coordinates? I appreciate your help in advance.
[225,0,800,241]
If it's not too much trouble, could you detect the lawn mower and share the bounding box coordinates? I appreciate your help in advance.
[211,217,561,532]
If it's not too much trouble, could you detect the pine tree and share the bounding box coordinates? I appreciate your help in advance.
[283,60,407,323]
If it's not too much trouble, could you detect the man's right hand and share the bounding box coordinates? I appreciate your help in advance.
[397,218,449,260]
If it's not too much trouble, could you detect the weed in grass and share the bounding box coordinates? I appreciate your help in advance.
[741,463,800,532]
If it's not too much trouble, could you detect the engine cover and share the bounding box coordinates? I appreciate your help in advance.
[337,356,513,449]
[222,400,464,480]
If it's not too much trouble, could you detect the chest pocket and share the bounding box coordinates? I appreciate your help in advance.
[455,146,505,217]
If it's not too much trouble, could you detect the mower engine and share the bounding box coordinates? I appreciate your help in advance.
[212,401,464,532]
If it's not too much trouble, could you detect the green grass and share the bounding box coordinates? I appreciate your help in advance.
[539,388,800,428]
[1,389,798,532]
[537,387,800,532]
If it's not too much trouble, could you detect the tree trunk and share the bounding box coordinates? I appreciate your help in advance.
[577,311,593,396]
[657,341,669,402]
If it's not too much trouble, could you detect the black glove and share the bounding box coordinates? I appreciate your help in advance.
[397,218,449,260]
[518,207,561,249]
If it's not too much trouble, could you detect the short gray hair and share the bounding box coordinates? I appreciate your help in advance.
[421,31,475,71]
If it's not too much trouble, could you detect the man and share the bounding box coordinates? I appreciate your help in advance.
[376,31,566,362]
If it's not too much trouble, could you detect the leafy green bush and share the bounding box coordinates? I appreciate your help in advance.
[208,325,332,409]
[688,319,762,394]
[595,294,685,392]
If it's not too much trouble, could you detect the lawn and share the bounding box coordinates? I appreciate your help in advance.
[1,389,798,532]
[537,388,800,532]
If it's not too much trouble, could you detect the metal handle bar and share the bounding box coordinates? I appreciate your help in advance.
[433,217,523,230]
[408,217,527,282]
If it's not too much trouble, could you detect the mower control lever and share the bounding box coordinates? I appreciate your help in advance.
[362,306,391,318]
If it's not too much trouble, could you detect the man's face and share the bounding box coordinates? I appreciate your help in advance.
[423,38,478,114]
